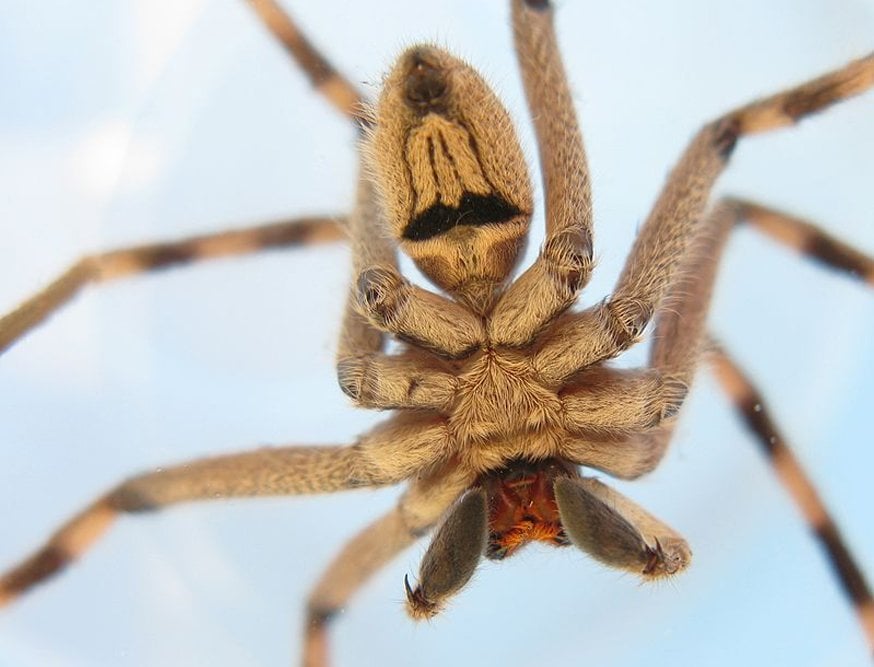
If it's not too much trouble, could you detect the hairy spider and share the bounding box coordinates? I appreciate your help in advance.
[1,1,872,667]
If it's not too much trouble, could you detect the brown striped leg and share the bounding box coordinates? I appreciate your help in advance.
[304,462,472,667]
[488,0,594,346]
[0,216,345,356]
[727,197,874,285]
[537,52,874,371]
[0,412,452,608]
[537,190,874,387]
[609,52,874,341]
[708,339,874,652]
[558,194,874,482]
[244,0,370,128]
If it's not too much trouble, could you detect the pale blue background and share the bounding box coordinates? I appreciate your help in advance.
[1,1,873,665]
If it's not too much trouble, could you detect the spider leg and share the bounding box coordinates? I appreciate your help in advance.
[305,462,472,667]
[556,203,733,480]
[489,0,594,346]
[560,201,738,478]
[353,266,487,358]
[0,216,345,356]
[560,366,686,437]
[3,0,370,358]
[304,510,417,667]
[342,177,484,359]
[726,196,874,285]
[537,196,874,385]
[559,191,873,480]
[335,173,466,408]
[708,340,874,651]
[337,351,457,411]
[563,197,874,645]
[536,52,874,375]
[244,0,370,128]
[0,412,451,608]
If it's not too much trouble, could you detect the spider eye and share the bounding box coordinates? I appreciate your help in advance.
[402,192,522,241]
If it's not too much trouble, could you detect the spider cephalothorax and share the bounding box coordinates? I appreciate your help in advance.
[1,0,873,664]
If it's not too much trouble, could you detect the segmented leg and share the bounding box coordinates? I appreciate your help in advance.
[727,196,874,285]
[489,0,594,346]
[304,462,473,667]
[0,216,345,356]
[560,367,686,437]
[555,191,874,478]
[0,412,452,607]
[610,52,874,349]
[337,351,457,411]
[708,340,874,652]
[244,0,370,128]
[2,0,376,359]
[354,266,486,357]
[537,52,874,371]
[563,196,874,645]
[335,171,468,406]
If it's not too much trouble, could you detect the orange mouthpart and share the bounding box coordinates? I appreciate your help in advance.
[481,459,573,560]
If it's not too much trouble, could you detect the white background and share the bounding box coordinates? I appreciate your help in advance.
[1,1,873,665]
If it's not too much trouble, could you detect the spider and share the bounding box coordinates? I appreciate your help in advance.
[1,1,872,667]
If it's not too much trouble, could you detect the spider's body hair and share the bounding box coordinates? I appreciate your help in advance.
[2,0,874,663]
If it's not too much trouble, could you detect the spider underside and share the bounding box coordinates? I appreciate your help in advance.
[1,0,874,665]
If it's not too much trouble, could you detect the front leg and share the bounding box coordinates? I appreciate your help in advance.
[536,53,874,374]
[488,0,595,346]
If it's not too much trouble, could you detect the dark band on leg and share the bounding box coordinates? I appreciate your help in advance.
[709,339,874,649]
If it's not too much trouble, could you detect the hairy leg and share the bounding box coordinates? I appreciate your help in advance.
[536,52,874,372]
[303,461,472,667]
[0,412,452,607]
[335,169,468,407]
[0,216,344,356]
[537,193,874,385]
[489,0,594,346]
[560,366,686,437]
[708,340,874,651]
[244,0,370,128]
[557,194,874,479]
